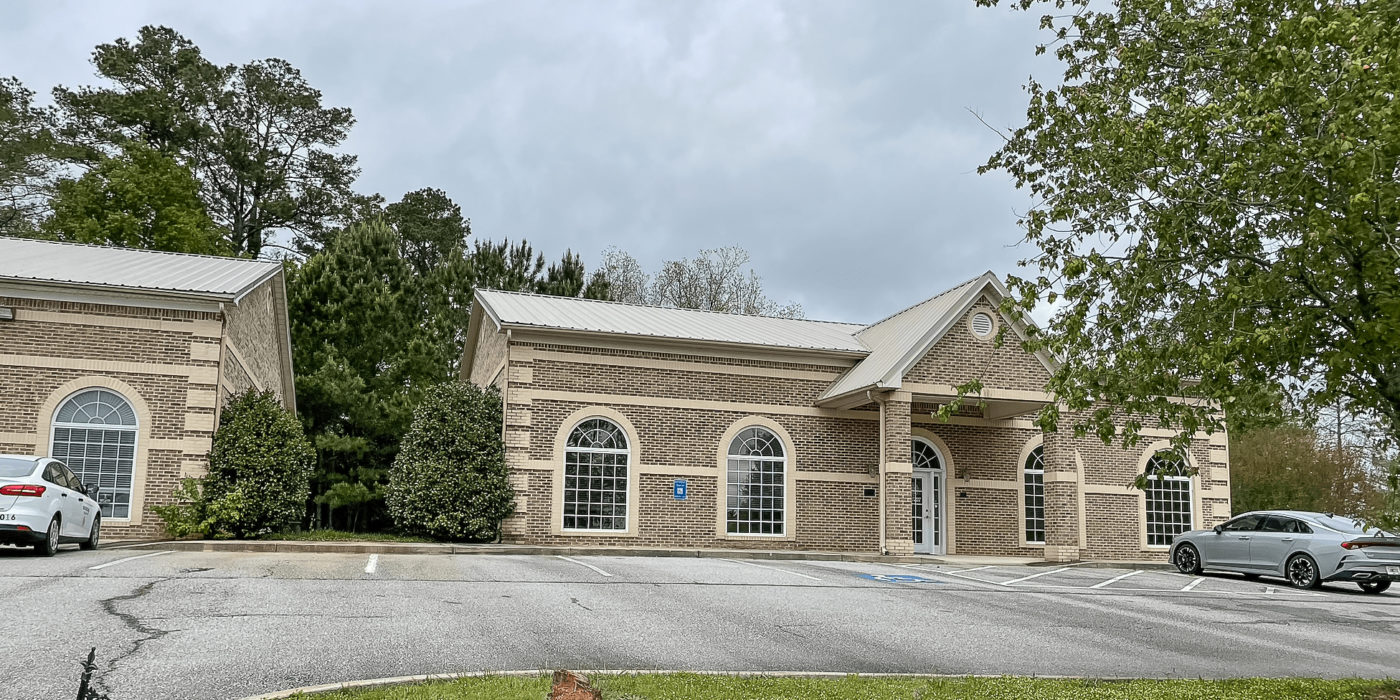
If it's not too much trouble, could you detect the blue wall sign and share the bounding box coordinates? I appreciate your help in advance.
[673,479,688,500]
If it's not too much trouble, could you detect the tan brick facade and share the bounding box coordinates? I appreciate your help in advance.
[468,287,1232,561]
[0,274,293,540]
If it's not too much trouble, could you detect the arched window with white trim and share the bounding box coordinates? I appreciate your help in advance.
[726,427,786,535]
[1023,445,1045,544]
[1144,451,1192,546]
[50,388,138,519]
[562,418,629,531]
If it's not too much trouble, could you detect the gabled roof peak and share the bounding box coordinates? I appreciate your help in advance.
[857,271,996,334]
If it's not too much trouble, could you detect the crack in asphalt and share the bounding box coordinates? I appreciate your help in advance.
[570,596,593,612]
[98,577,171,698]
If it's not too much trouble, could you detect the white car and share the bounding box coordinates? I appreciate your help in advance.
[0,455,102,556]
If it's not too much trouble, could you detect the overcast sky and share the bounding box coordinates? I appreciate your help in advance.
[1,1,1056,323]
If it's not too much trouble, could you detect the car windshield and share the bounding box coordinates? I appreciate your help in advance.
[1311,515,1376,535]
[0,457,39,478]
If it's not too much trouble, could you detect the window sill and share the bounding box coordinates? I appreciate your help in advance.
[557,528,637,538]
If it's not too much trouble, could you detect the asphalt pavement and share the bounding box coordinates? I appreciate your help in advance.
[2,544,1398,700]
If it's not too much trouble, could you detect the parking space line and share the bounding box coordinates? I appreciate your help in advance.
[719,558,821,581]
[88,550,173,570]
[1180,577,1205,591]
[364,554,378,574]
[556,555,613,577]
[1089,570,1141,589]
[1000,567,1071,586]
[949,565,995,574]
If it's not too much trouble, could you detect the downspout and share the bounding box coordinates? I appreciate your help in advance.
[214,302,229,427]
[872,389,886,556]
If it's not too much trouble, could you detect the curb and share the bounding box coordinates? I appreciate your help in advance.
[120,539,1173,569]
[236,669,1140,700]
[125,540,954,564]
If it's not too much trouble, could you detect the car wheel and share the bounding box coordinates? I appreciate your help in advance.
[34,517,59,557]
[80,516,101,551]
[1358,581,1391,595]
[1174,543,1202,575]
[1286,554,1322,589]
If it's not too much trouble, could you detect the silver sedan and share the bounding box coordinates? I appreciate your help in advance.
[1169,510,1400,594]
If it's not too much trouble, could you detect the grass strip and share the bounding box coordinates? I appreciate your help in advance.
[296,673,1400,699]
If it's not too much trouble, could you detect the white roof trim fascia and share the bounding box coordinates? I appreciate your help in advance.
[476,291,505,331]
[815,272,1048,408]
[230,265,285,306]
[271,270,297,414]
[876,272,1001,390]
[459,302,486,382]
[0,281,223,313]
[0,275,240,304]
[995,297,1062,375]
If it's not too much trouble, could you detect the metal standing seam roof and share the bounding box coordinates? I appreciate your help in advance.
[475,289,870,353]
[0,237,282,300]
[471,273,1029,404]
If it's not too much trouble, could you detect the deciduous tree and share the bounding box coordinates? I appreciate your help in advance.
[597,246,802,318]
[977,0,1400,448]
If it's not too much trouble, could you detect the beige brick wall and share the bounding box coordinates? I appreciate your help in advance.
[0,296,223,540]
[482,317,1229,560]
[498,341,881,550]
[905,299,1052,393]
[468,320,507,389]
[222,277,288,405]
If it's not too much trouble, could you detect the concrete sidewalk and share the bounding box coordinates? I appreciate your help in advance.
[119,538,1173,569]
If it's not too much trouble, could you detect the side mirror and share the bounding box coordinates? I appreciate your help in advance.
[1212,525,1222,534]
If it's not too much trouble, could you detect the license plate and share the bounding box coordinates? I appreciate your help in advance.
[1387,566,1400,576]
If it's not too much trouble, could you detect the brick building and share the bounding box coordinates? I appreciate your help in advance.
[0,237,295,540]
[460,271,1232,561]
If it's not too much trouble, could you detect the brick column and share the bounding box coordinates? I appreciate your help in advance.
[882,392,913,555]
[1041,430,1081,562]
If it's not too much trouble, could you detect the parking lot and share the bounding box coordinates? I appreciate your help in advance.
[2,546,1398,700]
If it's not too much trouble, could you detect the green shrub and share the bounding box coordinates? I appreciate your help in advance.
[386,382,514,541]
[154,389,314,538]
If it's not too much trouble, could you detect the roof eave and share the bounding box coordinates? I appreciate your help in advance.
[230,264,285,306]
[0,275,242,304]
[814,383,884,408]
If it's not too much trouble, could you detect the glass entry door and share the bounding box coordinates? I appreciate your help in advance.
[911,469,943,554]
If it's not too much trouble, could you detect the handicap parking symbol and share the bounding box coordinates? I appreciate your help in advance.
[858,573,939,584]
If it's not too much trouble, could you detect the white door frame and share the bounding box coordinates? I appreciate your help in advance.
[912,467,945,555]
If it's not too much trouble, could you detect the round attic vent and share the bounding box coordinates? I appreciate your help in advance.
[970,312,995,338]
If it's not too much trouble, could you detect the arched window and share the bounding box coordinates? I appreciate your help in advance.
[50,388,138,519]
[562,418,629,531]
[726,427,786,535]
[1144,451,1192,546]
[912,439,941,471]
[1023,445,1045,544]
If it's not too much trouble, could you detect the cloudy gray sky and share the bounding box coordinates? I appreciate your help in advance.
[1,1,1056,323]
